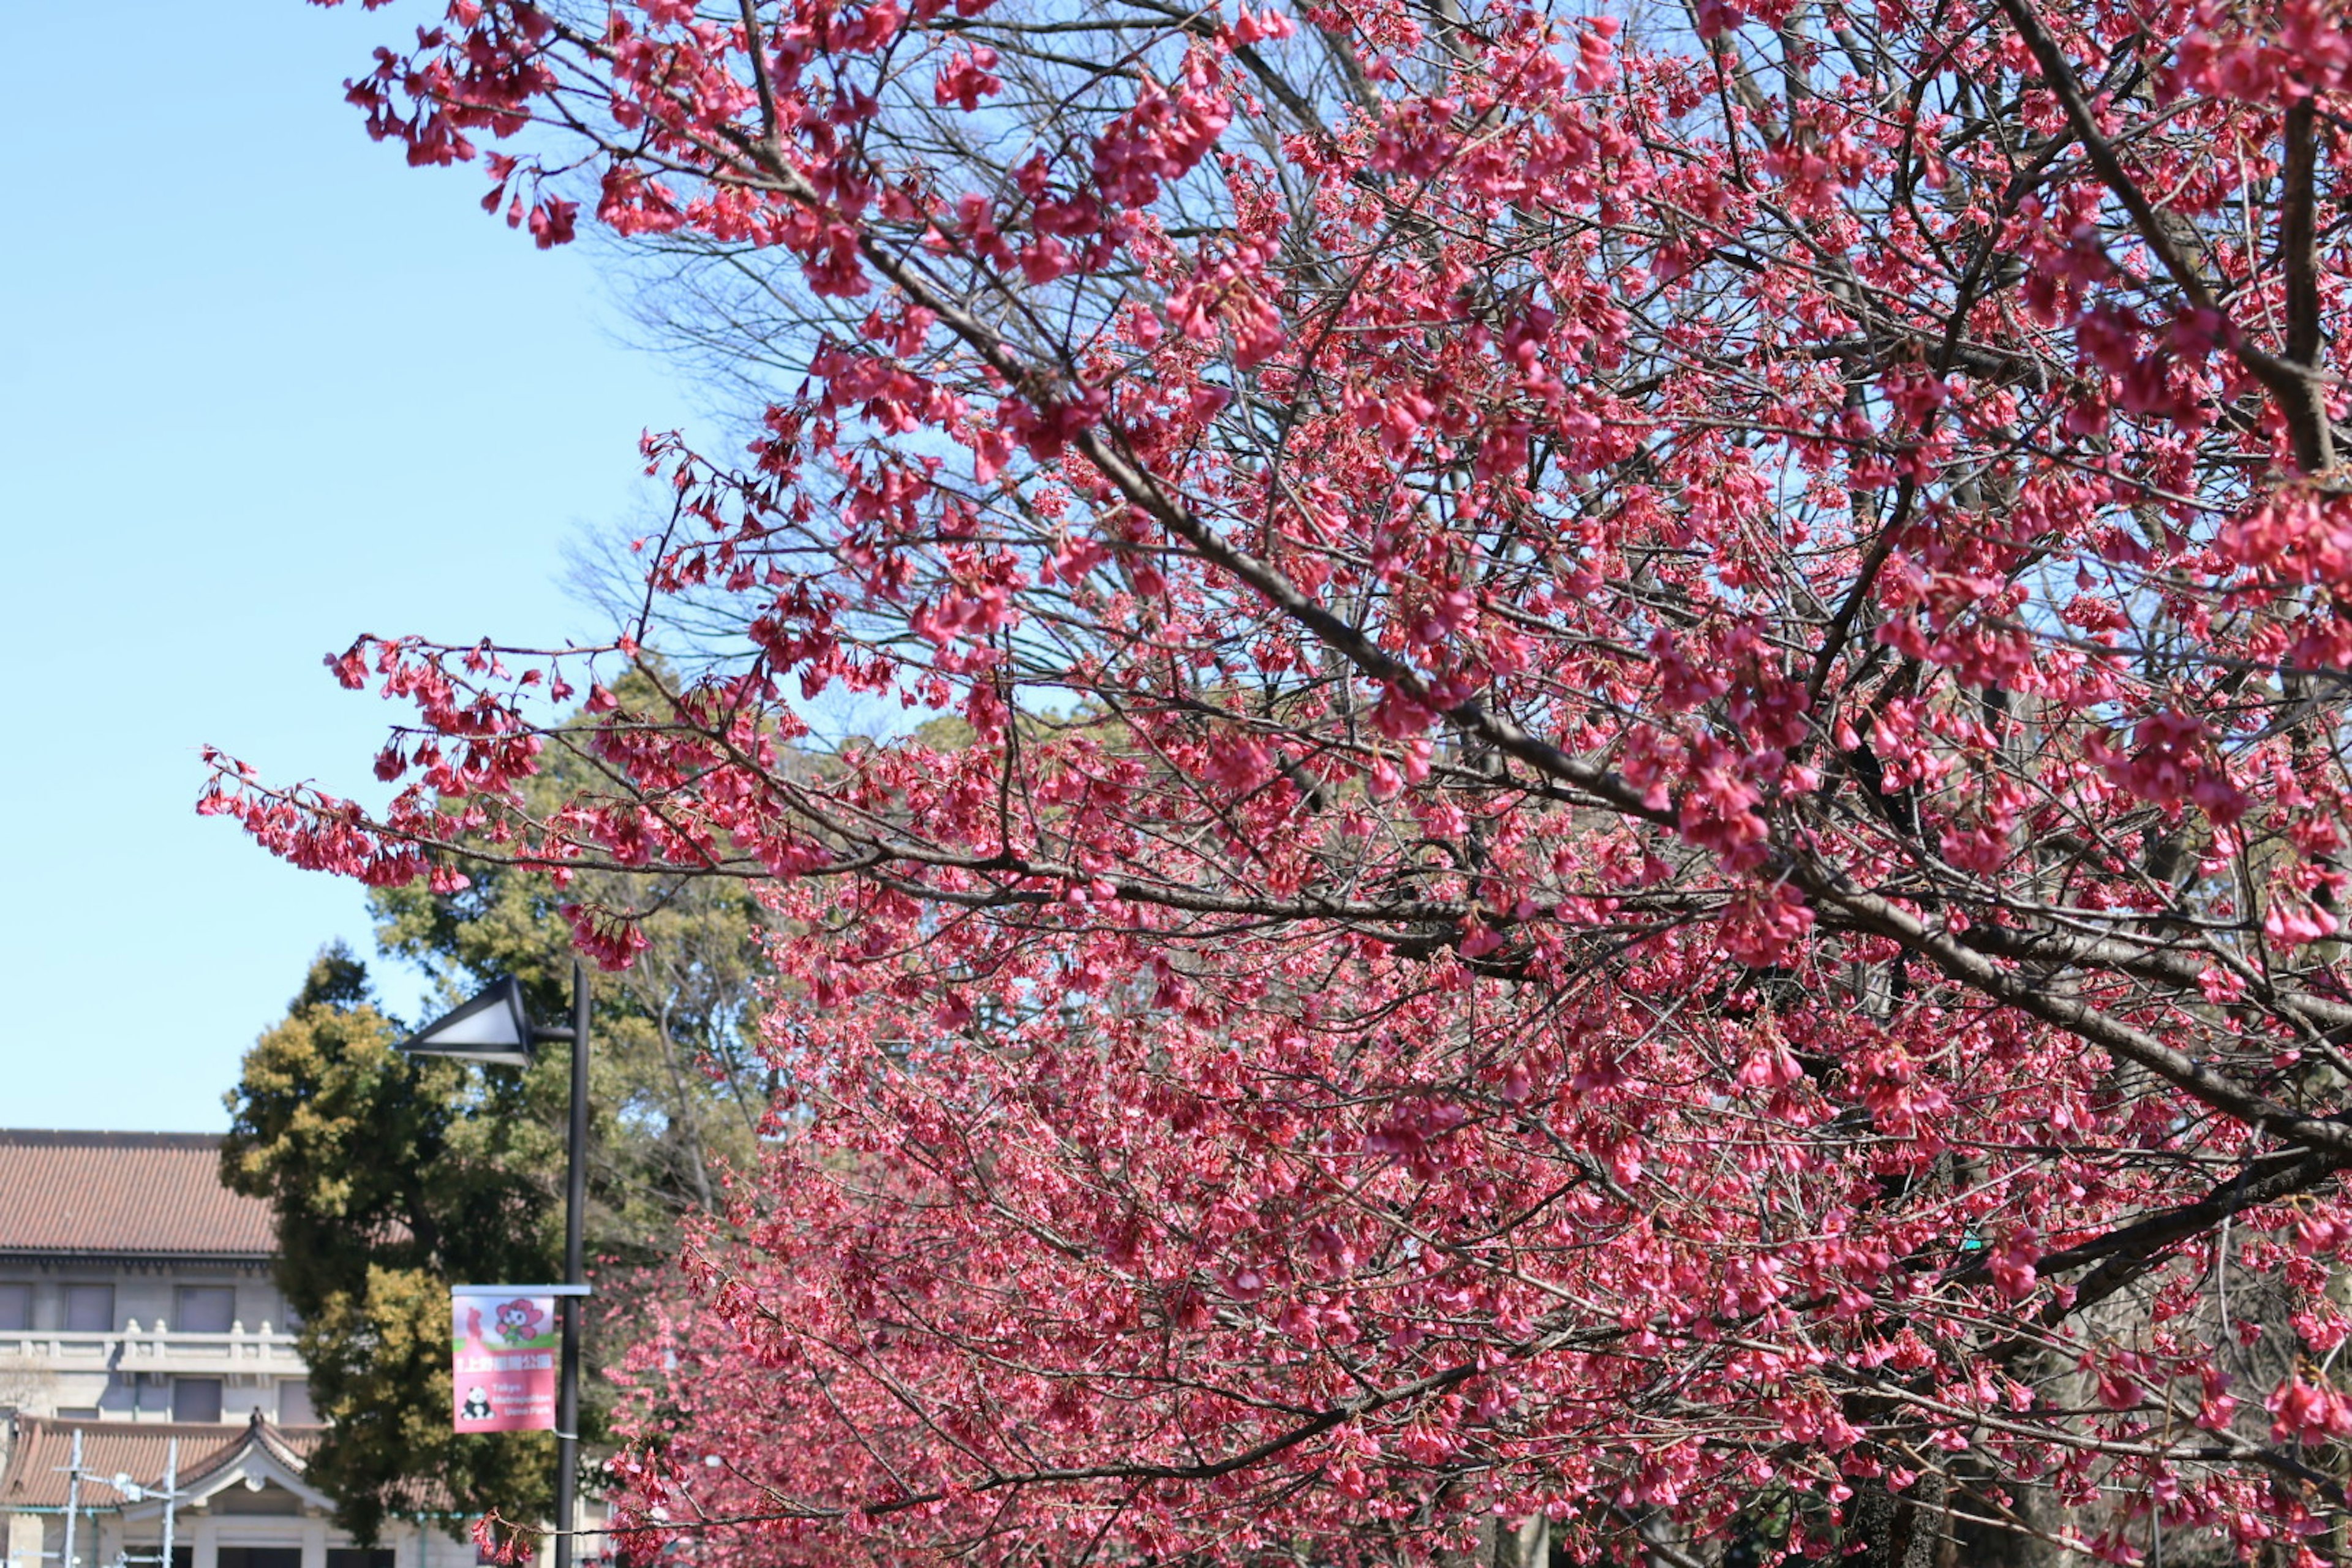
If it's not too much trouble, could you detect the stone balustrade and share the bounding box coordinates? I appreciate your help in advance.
[0,1322,304,1377]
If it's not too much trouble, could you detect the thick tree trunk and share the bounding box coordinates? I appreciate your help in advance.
[1434,1512,1551,1568]
[1493,1514,1546,1568]
[1849,1481,1937,1568]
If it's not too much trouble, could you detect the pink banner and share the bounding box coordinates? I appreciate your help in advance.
[451,1287,560,1433]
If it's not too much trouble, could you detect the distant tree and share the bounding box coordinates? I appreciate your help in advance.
[367,669,777,1243]
[222,947,562,1544]
[224,682,776,1541]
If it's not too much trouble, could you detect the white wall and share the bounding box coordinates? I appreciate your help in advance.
[0,1260,303,1423]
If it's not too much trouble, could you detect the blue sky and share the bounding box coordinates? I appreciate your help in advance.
[1,1,699,1129]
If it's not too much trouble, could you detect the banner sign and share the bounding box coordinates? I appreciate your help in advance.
[451,1286,560,1433]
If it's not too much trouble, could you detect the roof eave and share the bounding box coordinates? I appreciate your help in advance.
[0,1250,275,1266]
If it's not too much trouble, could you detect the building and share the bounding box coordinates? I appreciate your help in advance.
[0,1133,483,1568]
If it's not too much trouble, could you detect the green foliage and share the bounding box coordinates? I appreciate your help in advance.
[222,676,779,1538]
[369,669,775,1246]
[222,948,562,1542]
[368,858,772,1245]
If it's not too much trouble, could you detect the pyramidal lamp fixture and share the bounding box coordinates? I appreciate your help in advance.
[399,976,572,1066]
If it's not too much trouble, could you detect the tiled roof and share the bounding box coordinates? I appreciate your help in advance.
[0,1417,323,1509]
[177,1414,325,1493]
[0,1132,275,1261]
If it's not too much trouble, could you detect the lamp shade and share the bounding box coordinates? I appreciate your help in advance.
[399,976,538,1065]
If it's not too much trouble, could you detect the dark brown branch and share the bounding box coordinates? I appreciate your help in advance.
[1993,0,2334,471]
[2280,98,2334,470]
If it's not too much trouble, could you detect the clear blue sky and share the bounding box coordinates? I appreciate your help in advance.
[0,2,698,1129]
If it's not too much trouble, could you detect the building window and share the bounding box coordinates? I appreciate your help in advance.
[328,1551,396,1568]
[278,1378,317,1425]
[0,1283,29,1330]
[218,1550,303,1568]
[62,1284,113,1332]
[172,1378,224,1423]
[175,1286,236,1334]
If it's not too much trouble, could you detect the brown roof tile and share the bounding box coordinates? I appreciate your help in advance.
[0,1133,275,1261]
[0,1417,323,1509]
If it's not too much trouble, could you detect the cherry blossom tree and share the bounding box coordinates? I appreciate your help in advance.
[209,0,2352,1558]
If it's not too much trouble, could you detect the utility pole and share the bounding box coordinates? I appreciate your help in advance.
[59,1430,84,1568]
[104,1434,179,1568]
[159,1439,177,1568]
[28,1430,176,1568]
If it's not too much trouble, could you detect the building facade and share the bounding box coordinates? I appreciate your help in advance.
[0,1133,485,1568]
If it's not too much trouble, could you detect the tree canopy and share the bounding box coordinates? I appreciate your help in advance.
[222,683,774,1540]
[222,949,565,1543]
[208,0,2352,1561]
[366,669,777,1235]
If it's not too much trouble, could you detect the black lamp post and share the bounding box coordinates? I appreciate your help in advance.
[401,962,592,1568]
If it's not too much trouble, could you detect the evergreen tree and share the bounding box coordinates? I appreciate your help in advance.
[222,948,560,1542]
[223,680,775,1539]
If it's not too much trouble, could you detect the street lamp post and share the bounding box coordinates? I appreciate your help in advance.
[400,962,592,1568]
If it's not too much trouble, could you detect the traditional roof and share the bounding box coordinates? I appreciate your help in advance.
[0,1131,274,1262]
[177,1413,323,1497]
[0,1415,324,1510]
